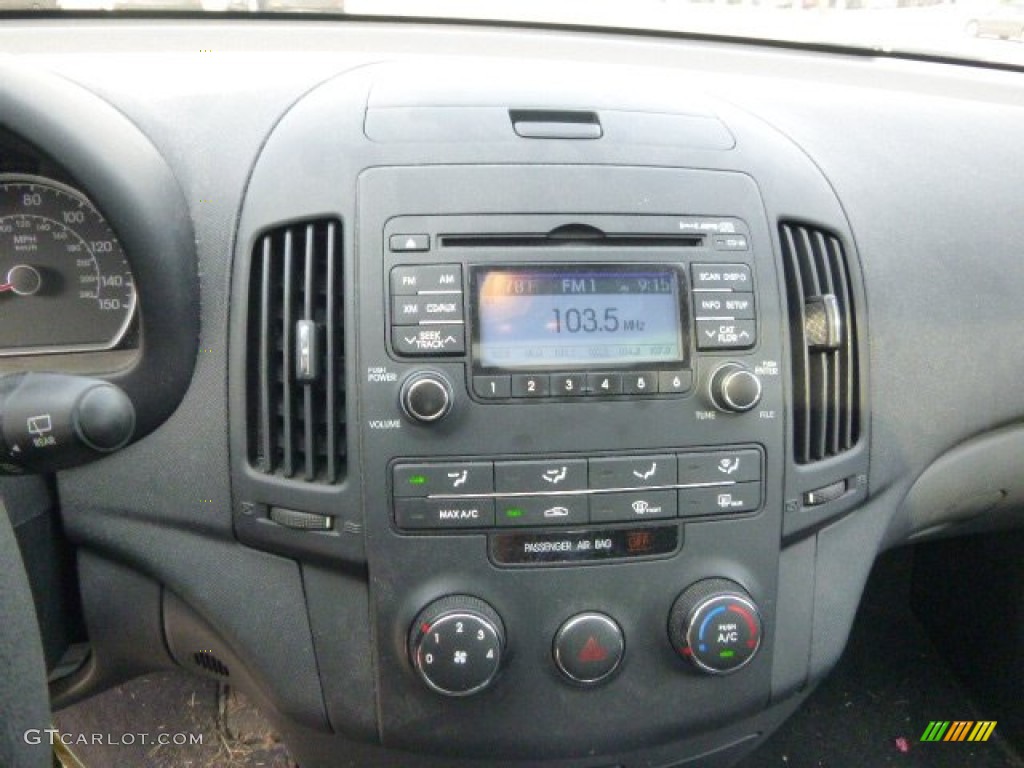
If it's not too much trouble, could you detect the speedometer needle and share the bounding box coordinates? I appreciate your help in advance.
[0,283,14,293]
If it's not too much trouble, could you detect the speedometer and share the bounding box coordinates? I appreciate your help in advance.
[0,174,137,356]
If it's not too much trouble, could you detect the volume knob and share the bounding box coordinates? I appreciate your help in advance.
[708,363,762,413]
[400,372,453,423]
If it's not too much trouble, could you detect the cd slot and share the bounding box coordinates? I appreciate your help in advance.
[440,234,704,248]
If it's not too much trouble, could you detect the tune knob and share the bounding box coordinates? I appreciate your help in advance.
[668,579,762,675]
[708,363,762,413]
[409,595,505,696]
[400,372,453,423]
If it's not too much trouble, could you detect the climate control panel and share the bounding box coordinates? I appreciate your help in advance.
[392,447,763,533]
[408,583,762,697]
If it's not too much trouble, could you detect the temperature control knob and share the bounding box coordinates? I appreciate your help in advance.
[708,363,762,413]
[400,372,453,424]
[409,595,505,696]
[668,579,762,674]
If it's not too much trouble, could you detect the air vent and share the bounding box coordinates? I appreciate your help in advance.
[192,651,230,678]
[779,222,860,464]
[247,220,345,483]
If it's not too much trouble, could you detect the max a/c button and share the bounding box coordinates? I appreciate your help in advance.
[395,498,494,530]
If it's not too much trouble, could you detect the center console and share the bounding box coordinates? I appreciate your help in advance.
[356,165,785,756]
[226,60,870,767]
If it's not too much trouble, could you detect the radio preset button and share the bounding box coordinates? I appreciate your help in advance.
[390,265,462,295]
[622,372,657,395]
[586,373,622,396]
[658,371,693,394]
[495,495,589,527]
[395,497,495,530]
[696,319,757,350]
[589,456,676,490]
[494,459,588,493]
[678,482,761,517]
[551,374,586,397]
[677,450,761,485]
[590,490,677,523]
[392,325,465,356]
[393,462,494,497]
[690,264,753,292]
[474,375,511,399]
[511,374,550,398]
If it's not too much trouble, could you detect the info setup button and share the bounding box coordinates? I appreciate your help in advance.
[495,496,589,527]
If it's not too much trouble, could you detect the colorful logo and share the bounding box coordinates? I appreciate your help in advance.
[920,721,997,742]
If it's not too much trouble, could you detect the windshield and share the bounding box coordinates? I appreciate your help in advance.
[5,0,1024,68]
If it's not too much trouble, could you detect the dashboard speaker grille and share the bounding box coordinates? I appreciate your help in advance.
[247,220,345,483]
[780,222,860,464]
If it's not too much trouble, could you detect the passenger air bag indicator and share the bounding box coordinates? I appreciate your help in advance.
[489,524,680,566]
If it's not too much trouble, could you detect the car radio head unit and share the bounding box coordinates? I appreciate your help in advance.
[471,264,688,372]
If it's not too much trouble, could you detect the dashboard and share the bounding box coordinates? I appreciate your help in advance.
[1,16,1023,768]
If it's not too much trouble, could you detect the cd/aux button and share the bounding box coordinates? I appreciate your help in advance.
[391,295,464,325]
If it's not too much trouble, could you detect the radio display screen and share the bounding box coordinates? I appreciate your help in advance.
[472,265,687,370]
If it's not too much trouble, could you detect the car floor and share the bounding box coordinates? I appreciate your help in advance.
[738,546,1024,768]
[53,547,1024,768]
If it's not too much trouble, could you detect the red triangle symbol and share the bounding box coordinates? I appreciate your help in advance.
[578,636,609,663]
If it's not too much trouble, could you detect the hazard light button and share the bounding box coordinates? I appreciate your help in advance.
[553,612,624,685]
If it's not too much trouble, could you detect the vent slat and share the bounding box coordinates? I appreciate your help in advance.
[258,237,274,472]
[246,219,345,484]
[780,222,860,464]
[781,225,812,464]
[325,221,338,482]
[281,230,295,477]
